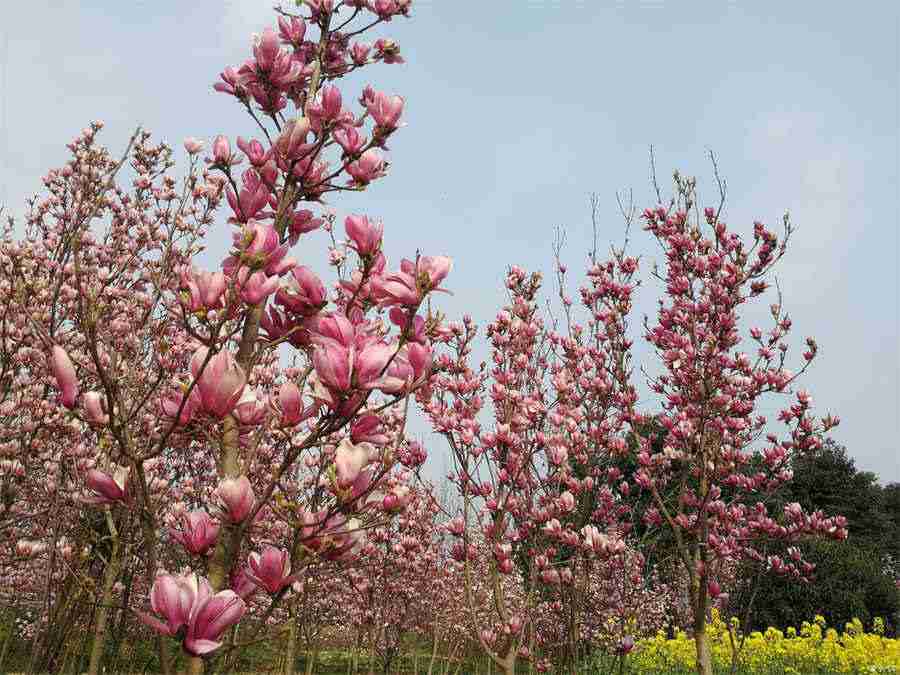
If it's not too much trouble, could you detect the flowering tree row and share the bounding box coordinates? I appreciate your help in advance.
[0,2,848,675]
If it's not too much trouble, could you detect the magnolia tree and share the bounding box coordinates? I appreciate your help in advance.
[621,173,847,674]
[424,175,847,675]
[0,1,454,673]
[340,481,442,673]
[423,260,642,673]
[0,2,853,674]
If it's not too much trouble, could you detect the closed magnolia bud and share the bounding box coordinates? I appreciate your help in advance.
[50,345,78,409]
[82,392,108,425]
[215,476,255,523]
[278,381,303,426]
[345,214,383,257]
[212,135,233,165]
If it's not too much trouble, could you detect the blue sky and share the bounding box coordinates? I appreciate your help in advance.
[1,1,897,481]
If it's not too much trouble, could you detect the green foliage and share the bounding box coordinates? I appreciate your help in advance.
[736,440,900,636]
[740,539,899,636]
[788,441,893,548]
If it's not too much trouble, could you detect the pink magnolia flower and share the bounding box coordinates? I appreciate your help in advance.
[334,438,371,488]
[351,414,390,445]
[170,511,220,556]
[374,38,404,64]
[232,388,268,427]
[388,307,426,342]
[138,574,246,656]
[346,148,386,185]
[276,266,326,316]
[211,135,239,166]
[252,28,281,72]
[368,343,430,394]
[84,467,130,506]
[226,170,270,223]
[213,67,245,98]
[276,118,313,161]
[333,126,367,157]
[191,348,246,419]
[371,269,418,307]
[558,491,576,513]
[310,313,356,347]
[230,567,258,600]
[181,266,227,311]
[349,42,371,66]
[137,574,194,638]
[238,269,280,305]
[183,137,205,155]
[50,345,78,409]
[235,220,280,262]
[354,340,394,388]
[276,381,304,426]
[418,255,453,292]
[345,214,383,257]
[371,256,451,306]
[366,91,404,131]
[288,209,322,243]
[82,392,108,425]
[237,137,268,166]
[320,85,343,120]
[312,341,353,392]
[159,384,201,426]
[277,15,306,45]
[215,476,255,523]
[185,588,245,656]
[246,546,298,594]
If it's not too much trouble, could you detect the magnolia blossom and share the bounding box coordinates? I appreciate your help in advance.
[137,573,246,656]
[372,256,452,307]
[276,381,305,426]
[345,214,383,257]
[346,148,386,185]
[276,265,326,315]
[170,511,220,556]
[82,392,109,425]
[215,476,256,523]
[181,266,227,311]
[211,135,239,166]
[84,467,130,506]
[183,137,205,154]
[238,269,280,304]
[247,546,298,594]
[232,388,268,427]
[334,438,371,488]
[50,345,78,409]
[191,348,246,419]
[366,91,404,132]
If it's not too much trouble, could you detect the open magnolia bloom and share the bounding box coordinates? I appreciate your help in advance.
[246,546,299,594]
[137,573,246,656]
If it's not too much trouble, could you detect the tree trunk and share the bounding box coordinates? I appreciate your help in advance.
[88,532,121,675]
[692,585,714,675]
[0,615,12,674]
[284,618,297,675]
[426,633,440,675]
[694,622,712,675]
[190,655,206,675]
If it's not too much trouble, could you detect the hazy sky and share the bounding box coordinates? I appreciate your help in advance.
[1,1,897,482]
